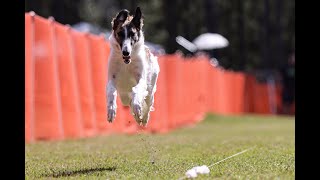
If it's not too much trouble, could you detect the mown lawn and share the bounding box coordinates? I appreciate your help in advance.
[25,114,295,179]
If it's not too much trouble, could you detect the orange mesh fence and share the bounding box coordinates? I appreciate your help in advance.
[55,22,83,139]
[33,15,64,141]
[70,30,97,137]
[25,14,34,142]
[25,13,286,142]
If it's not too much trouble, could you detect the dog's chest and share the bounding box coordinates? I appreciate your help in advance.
[115,64,139,92]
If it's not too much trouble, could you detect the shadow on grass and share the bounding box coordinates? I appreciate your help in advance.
[43,166,116,177]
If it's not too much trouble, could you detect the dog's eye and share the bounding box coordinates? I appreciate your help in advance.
[117,31,125,38]
[130,31,138,41]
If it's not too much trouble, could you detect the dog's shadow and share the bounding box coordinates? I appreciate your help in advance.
[43,166,116,178]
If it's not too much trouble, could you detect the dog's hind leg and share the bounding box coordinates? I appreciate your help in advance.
[141,64,160,126]
[147,74,158,112]
[148,60,160,110]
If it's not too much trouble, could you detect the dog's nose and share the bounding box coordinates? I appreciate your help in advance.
[122,50,129,57]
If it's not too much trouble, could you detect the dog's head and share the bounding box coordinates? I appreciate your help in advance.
[111,7,143,64]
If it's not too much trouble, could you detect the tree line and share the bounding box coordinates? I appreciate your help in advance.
[25,0,295,71]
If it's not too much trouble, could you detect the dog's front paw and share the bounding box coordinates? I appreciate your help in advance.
[141,113,150,127]
[131,102,143,124]
[107,106,117,123]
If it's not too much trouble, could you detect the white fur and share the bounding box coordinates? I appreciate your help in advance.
[107,31,160,126]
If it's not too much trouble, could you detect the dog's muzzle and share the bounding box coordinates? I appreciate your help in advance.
[123,56,131,64]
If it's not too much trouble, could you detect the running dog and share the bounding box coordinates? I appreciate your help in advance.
[106,7,160,126]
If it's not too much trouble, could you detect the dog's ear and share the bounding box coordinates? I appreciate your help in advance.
[111,9,129,30]
[132,7,143,31]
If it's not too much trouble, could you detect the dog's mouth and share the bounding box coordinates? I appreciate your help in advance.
[123,56,131,64]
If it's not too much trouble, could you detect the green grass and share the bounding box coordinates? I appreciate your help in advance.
[25,114,295,180]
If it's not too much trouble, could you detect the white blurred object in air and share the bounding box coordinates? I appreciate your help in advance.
[176,36,198,53]
[209,58,219,67]
[192,33,229,50]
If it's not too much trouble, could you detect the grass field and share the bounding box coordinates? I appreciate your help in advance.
[25,114,295,179]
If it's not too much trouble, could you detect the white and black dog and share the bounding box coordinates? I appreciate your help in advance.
[107,7,160,126]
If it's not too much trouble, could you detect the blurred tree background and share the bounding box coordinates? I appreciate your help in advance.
[25,0,295,72]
